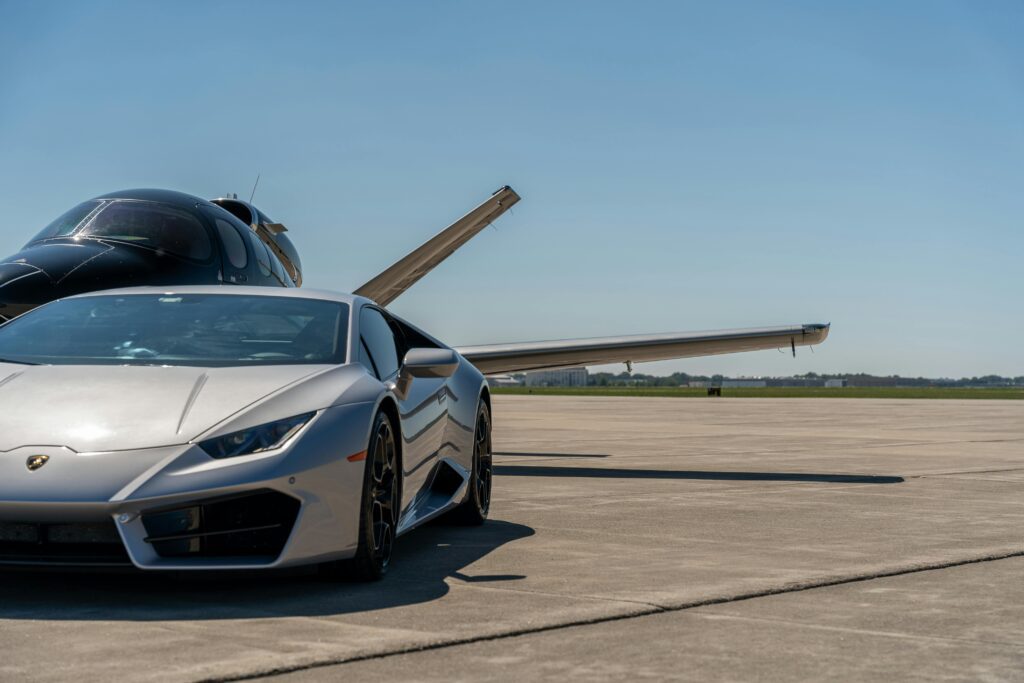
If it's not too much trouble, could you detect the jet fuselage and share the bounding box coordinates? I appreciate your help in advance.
[0,189,299,321]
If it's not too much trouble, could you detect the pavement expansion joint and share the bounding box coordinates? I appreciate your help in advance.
[914,466,1024,477]
[445,578,666,611]
[200,548,1024,683]
[695,611,1024,649]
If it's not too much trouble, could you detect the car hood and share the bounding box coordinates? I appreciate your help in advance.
[0,363,334,453]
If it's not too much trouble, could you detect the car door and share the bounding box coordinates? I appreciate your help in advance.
[357,305,447,512]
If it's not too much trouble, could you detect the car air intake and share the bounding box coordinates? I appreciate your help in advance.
[0,520,131,566]
[141,489,300,560]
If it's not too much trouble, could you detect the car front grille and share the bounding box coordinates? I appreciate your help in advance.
[0,520,131,566]
[141,489,300,561]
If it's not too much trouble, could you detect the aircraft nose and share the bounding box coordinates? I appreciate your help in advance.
[0,240,126,319]
[0,261,56,320]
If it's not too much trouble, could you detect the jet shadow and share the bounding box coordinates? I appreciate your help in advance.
[0,519,533,622]
[494,465,903,484]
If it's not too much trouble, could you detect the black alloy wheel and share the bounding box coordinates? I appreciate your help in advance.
[368,412,399,566]
[330,410,399,581]
[472,404,493,517]
[448,401,492,525]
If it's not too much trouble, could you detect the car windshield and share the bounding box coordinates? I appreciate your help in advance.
[28,199,213,261]
[0,294,349,367]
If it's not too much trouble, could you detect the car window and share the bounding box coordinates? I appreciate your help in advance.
[215,219,248,269]
[358,338,378,377]
[359,307,399,379]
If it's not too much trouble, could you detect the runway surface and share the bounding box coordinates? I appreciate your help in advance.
[2,396,1022,682]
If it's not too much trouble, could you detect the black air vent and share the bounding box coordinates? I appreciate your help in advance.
[0,520,130,565]
[141,489,300,560]
[429,460,466,498]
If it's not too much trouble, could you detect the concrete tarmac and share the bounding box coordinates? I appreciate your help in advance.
[1,396,1022,682]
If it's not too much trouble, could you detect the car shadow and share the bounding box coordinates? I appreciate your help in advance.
[494,452,611,458]
[0,519,533,621]
[494,464,903,484]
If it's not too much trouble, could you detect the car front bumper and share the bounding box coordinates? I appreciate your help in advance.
[0,402,375,570]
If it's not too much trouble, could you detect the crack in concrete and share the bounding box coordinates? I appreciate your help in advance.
[198,549,1024,683]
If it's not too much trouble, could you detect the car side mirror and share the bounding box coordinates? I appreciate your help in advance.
[403,348,459,378]
[387,348,459,400]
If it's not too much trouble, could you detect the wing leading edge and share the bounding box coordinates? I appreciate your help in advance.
[355,186,521,307]
[456,324,830,375]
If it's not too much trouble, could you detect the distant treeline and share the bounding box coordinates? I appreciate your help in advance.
[587,372,1024,388]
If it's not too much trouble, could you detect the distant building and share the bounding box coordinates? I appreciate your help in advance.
[690,379,766,388]
[845,376,910,387]
[722,379,767,388]
[486,374,524,388]
[765,377,825,387]
[824,379,848,388]
[524,367,589,387]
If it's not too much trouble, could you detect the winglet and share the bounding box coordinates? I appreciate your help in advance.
[354,186,520,306]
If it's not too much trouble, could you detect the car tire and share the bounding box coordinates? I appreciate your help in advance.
[447,400,492,526]
[324,409,399,581]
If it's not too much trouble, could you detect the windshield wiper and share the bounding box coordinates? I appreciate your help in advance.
[0,358,39,366]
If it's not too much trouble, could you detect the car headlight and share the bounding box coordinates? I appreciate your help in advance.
[198,412,316,459]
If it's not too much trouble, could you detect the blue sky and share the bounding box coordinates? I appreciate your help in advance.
[1,1,1021,377]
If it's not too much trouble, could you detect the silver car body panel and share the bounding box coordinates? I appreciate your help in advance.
[0,363,334,452]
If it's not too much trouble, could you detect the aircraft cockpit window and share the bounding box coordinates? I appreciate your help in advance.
[215,219,248,269]
[79,201,213,261]
[250,232,275,279]
[27,200,103,244]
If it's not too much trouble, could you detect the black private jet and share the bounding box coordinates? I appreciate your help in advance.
[0,189,303,322]
[0,186,519,321]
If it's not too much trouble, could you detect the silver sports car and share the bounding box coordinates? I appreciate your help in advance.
[0,286,494,580]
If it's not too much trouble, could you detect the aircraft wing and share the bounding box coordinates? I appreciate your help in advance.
[355,186,520,306]
[456,323,830,375]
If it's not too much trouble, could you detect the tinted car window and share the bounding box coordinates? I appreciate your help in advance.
[0,294,347,366]
[215,219,248,269]
[76,200,213,261]
[357,338,378,377]
[359,307,399,379]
